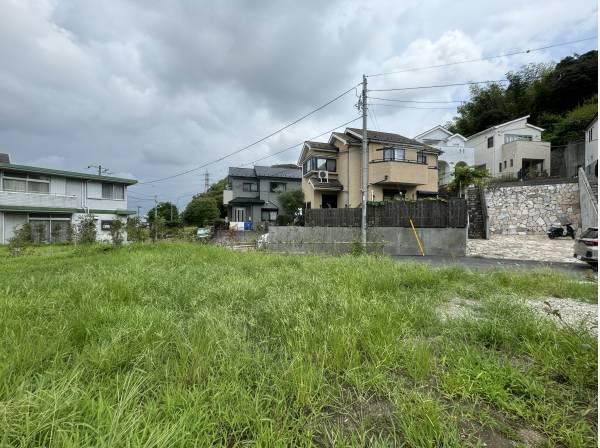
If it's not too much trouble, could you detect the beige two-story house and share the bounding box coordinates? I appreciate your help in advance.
[298,128,441,209]
[466,115,551,178]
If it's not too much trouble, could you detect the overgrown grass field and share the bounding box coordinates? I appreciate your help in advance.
[0,243,597,447]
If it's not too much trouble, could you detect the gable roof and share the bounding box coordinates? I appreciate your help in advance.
[414,125,454,141]
[344,128,442,153]
[228,167,256,178]
[254,165,301,179]
[304,141,337,151]
[228,165,301,180]
[0,162,137,184]
[585,113,598,130]
[448,133,467,142]
[466,115,545,140]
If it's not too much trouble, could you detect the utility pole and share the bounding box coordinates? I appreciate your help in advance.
[87,164,111,176]
[360,74,369,249]
[154,195,158,242]
[137,206,141,219]
[204,170,210,193]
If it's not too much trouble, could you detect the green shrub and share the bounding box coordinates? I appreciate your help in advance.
[109,220,124,246]
[76,214,97,244]
[7,223,33,256]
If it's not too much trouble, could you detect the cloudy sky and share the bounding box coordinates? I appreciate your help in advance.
[1,0,597,212]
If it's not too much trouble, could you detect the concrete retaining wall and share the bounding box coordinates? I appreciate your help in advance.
[267,226,466,256]
[578,169,598,231]
[484,180,580,235]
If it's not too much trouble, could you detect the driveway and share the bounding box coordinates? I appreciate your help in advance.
[392,255,595,278]
[467,235,584,264]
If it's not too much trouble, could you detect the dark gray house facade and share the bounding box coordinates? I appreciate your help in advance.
[223,165,301,223]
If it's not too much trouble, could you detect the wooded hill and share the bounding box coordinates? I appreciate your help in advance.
[448,50,598,145]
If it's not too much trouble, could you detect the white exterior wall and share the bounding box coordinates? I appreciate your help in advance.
[72,212,127,243]
[414,127,474,186]
[0,170,133,243]
[468,118,543,177]
[2,213,28,243]
[585,118,598,177]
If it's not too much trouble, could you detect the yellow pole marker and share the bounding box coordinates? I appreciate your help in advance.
[409,218,425,256]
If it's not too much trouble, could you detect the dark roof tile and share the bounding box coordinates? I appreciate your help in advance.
[345,128,441,153]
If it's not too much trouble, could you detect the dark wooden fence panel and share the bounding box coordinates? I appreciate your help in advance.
[305,199,467,228]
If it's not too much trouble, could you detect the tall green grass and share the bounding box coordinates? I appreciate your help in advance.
[0,243,596,447]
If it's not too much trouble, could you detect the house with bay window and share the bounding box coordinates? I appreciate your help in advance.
[222,165,301,223]
[0,153,137,244]
[298,128,441,209]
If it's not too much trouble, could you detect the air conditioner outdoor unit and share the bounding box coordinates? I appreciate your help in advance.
[317,170,329,183]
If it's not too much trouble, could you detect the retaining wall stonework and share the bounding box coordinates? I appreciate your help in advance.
[267,226,467,256]
[484,181,580,235]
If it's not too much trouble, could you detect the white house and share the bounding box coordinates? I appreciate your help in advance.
[466,115,551,178]
[584,114,597,178]
[0,153,137,244]
[414,125,474,186]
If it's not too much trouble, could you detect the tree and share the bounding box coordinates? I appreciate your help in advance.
[448,165,489,194]
[147,202,180,227]
[126,217,149,243]
[109,220,124,246]
[447,51,598,139]
[540,96,598,145]
[76,214,97,244]
[278,190,304,217]
[183,196,220,227]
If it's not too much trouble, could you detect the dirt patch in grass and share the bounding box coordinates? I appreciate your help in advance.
[528,298,598,336]
[329,395,395,434]
[440,296,598,335]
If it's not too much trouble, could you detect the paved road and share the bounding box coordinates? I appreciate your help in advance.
[392,255,597,278]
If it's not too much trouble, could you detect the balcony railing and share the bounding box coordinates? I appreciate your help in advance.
[0,190,80,209]
[369,159,431,185]
[371,157,427,165]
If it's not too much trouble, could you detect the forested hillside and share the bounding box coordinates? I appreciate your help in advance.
[448,50,598,144]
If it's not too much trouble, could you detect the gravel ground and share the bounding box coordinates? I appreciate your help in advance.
[441,297,598,335]
[527,298,598,336]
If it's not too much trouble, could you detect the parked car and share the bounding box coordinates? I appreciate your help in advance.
[196,227,212,240]
[573,227,598,266]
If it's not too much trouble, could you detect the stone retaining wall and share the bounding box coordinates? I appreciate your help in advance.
[484,180,580,235]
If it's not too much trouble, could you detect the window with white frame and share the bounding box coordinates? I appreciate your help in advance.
[383,147,405,161]
[1,171,50,193]
[487,136,494,148]
[101,183,125,200]
[504,134,533,144]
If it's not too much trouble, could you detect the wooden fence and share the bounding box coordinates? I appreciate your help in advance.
[305,199,467,228]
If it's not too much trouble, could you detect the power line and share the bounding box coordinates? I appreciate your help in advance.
[369,79,508,92]
[237,116,362,167]
[366,36,598,77]
[136,83,360,185]
[369,103,458,110]
[368,96,466,104]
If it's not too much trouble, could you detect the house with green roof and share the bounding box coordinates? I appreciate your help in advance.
[0,153,137,243]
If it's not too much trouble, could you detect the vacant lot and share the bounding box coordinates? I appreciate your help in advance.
[0,243,597,447]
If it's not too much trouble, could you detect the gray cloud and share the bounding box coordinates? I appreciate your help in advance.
[0,0,596,211]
